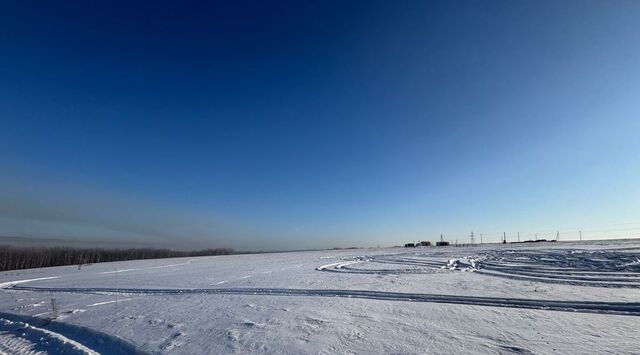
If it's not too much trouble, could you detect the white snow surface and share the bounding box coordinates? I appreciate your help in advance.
[0,318,98,355]
[1,239,640,354]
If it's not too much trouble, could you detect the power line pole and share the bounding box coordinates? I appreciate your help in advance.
[556,230,559,241]
[480,233,483,244]
[503,232,506,244]
[517,232,520,243]
[579,230,582,241]
[471,231,474,245]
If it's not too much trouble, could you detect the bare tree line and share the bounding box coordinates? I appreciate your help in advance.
[0,245,234,271]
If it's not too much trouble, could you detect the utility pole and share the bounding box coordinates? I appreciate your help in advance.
[480,233,483,244]
[579,230,582,241]
[556,231,559,241]
[471,231,474,245]
[517,232,520,243]
[503,232,506,244]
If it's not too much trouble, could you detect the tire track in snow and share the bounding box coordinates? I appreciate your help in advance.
[317,256,444,274]
[99,259,197,274]
[0,277,60,289]
[475,270,640,288]
[208,272,262,286]
[316,260,363,271]
[8,286,640,316]
[318,251,640,288]
[475,250,640,288]
[87,298,134,307]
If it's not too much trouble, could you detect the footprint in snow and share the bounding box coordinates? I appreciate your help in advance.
[65,309,86,314]
[148,318,180,328]
[160,332,185,350]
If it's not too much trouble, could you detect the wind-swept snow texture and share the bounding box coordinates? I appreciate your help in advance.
[0,312,142,355]
[1,240,639,354]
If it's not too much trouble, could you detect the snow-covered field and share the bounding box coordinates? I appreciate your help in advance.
[1,239,639,354]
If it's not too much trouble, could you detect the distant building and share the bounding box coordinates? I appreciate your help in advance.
[404,243,416,247]
[435,235,450,246]
[419,241,431,246]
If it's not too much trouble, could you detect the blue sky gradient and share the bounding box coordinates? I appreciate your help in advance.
[1,1,639,249]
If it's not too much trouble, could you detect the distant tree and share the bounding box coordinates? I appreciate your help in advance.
[0,245,234,271]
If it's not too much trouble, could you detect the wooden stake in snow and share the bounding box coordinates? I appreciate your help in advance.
[50,297,58,319]
[114,269,118,319]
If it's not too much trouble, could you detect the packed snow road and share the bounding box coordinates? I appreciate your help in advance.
[8,286,640,317]
[1,239,639,354]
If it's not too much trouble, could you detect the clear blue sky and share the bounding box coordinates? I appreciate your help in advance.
[1,1,639,249]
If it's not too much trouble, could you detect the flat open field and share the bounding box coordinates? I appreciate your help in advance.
[1,239,640,354]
